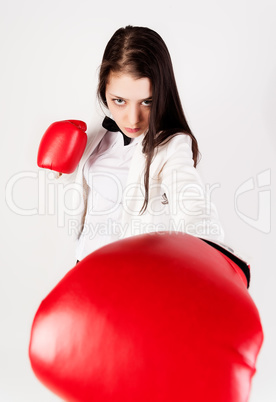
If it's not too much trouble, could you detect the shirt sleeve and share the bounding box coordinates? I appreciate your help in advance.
[160,134,225,242]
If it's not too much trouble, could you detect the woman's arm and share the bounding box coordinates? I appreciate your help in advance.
[160,134,225,242]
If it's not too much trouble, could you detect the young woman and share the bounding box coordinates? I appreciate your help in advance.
[38,25,249,285]
[73,25,225,261]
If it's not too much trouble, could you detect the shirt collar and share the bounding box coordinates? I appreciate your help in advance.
[102,116,131,146]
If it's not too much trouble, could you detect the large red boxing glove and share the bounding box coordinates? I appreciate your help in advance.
[29,233,263,402]
[37,120,87,174]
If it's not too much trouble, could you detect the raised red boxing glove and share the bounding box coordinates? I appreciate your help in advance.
[37,120,87,174]
[29,233,263,402]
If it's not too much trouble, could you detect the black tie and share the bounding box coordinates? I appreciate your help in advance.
[102,116,131,146]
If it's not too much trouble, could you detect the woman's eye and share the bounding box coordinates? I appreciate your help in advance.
[113,99,125,106]
[142,100,152,107]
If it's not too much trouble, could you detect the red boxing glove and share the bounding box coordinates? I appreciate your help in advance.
[29,233,263,402]
[37,120,87,174]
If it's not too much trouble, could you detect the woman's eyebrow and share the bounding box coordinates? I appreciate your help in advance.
[108,93,127,99]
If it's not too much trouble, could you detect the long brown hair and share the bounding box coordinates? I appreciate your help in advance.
[97,26,199,213]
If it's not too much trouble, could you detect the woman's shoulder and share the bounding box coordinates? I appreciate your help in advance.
[168,132,192,145]
[152,132,194,168]
[161,132,193,157]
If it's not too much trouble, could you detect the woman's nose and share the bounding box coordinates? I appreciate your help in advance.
[128,105,140,126]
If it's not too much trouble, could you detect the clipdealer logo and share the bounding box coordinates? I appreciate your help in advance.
[5,168,272,234]
[234,169,271,233]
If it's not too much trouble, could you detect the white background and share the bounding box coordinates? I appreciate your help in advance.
[1,0,275,400]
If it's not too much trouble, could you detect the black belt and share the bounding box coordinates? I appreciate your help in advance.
[201,239,250,288]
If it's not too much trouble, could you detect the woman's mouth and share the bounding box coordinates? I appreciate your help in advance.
[125,127,140,134]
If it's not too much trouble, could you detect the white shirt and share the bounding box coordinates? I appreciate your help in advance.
[69,122,249,286]
[75,130,139,260]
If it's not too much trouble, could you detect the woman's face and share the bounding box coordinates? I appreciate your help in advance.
[105,72,152,138]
